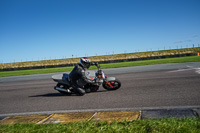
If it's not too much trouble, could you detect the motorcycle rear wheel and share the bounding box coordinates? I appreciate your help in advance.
[103,79,121,91]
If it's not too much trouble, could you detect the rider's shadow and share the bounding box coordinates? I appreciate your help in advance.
[29,93,73,97]
[29,90,108,97]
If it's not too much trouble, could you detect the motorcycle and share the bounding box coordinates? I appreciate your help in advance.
[52,63,121,95]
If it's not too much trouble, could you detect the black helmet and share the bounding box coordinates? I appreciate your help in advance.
[80,57,91,69]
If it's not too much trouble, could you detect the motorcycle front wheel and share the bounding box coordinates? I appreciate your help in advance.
[103,79,121,91]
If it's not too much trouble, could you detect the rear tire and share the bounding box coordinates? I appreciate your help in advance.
[103,79,121,91]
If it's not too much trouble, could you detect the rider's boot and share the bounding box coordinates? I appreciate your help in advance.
[85,88,91,93]
[74,86,85,96]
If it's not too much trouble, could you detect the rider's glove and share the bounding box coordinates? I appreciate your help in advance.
[91,62,98,66]
[95,62,98,66]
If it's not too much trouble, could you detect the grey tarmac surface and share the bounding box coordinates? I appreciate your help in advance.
[0,62,200,117]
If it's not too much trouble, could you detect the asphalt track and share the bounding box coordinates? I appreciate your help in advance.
[0,62,200,117]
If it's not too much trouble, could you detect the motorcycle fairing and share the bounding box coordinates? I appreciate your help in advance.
[106,77,116,81]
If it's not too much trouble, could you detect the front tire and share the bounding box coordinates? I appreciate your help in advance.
[103,79,121,91]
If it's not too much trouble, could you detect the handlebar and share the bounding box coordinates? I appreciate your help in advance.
[89,62,104,85]
[91,62,100,69]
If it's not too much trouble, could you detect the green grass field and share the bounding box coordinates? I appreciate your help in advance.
[0,56,200,77]
[0,118,199,133]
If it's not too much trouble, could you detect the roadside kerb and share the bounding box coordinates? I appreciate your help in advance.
[0,111,140,124]
[141,109,199,119]
[0,109,199,124]
[0,114,49,125]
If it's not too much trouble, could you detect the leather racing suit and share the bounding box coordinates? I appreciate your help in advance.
[69,63,94,95]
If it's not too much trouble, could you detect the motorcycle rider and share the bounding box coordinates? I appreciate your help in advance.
[69,57,95,96]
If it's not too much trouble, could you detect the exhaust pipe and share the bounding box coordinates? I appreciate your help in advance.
[54,87,71,93]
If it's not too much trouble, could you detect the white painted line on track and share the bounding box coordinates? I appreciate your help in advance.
[195,68,200,74]
[167,67,200,75]
[167,68,194,73]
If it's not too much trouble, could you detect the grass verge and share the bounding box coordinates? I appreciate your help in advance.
[0,56,200,77]
[0,118,200,133]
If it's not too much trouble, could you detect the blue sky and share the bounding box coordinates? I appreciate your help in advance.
[0,0,200,63]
